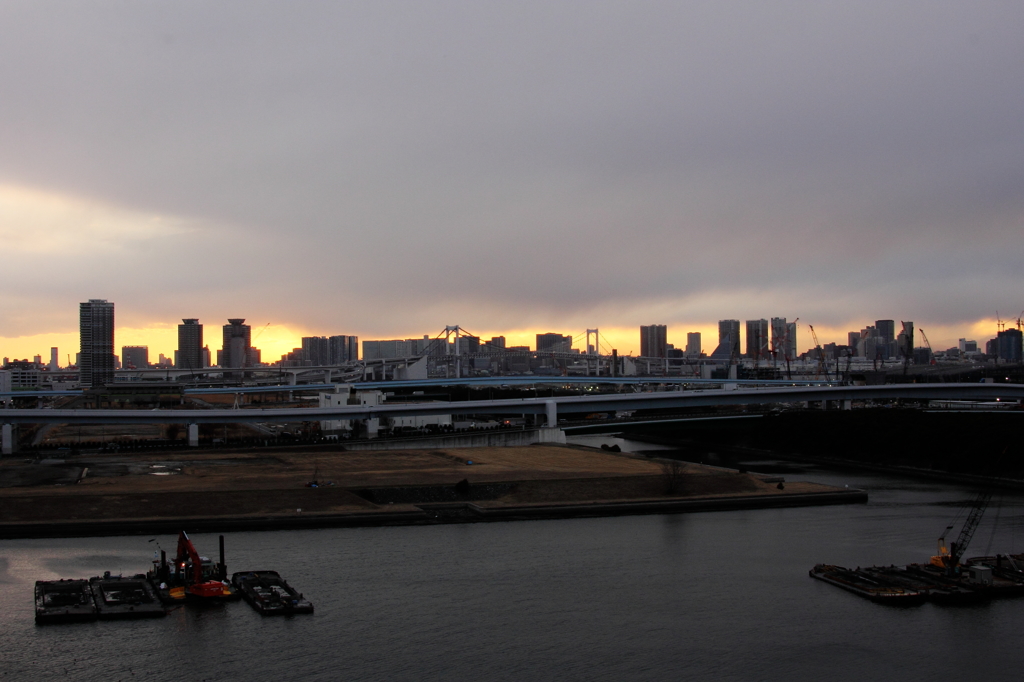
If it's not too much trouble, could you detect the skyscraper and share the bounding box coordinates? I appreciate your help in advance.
[875,320,896,345]
[685,332,701,357]
[79,299,115,389]
[177,319,204,370]
[220,319,252,369]
[996,329,1023,362]
[718,320,740,358]
[121,346,149,369]
[329,335,359,363]
[897,321,914,359]
[536,333,572,353]
[640,325,668,358]
[770,318,795,360]
[301,336,331,365]
[745,319,769,360]
[875,319,896,359]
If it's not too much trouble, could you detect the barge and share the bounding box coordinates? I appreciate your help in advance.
[231,570,314,615]
[809,564,927,605]
[90,573,166,619]
[35,579,97,623]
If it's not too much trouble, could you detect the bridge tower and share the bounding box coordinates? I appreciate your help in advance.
[586,329,600,376]
[445,325,461,378]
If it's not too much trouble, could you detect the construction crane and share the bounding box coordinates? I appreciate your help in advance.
[175,531,230,599]
[931,491,993,574]
[918,328,936,365]
[253,322,271,343]
[808,324,830,381]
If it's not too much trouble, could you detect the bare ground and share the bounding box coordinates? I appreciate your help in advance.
[0,444,840,523]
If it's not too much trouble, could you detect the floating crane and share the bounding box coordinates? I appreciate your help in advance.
[175,531,230,599]
[931,490,992,574]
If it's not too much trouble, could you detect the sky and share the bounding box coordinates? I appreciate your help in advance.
[1,1,1022,362]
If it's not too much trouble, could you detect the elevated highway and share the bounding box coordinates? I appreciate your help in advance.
[3,382,1021,453]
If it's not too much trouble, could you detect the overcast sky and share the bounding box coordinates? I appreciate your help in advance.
[1,1,1022,358]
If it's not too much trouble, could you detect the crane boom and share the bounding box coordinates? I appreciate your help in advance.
[175,531,227,598]
[918,328,935,365]
[951,491,992,564]
[808,324,829,381]
[932,490,992,572]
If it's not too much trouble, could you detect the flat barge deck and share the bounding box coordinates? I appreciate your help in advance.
[811,553,1024,606]
[90,574,166,619]
[35,579,98,623]
[231,571,313,615]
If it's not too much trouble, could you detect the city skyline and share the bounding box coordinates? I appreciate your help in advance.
[0,300,1015,366]
[1,4,1022,364]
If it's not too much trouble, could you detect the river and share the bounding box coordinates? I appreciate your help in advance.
[2,437,1023,681]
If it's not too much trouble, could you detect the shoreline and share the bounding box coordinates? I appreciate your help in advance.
[622,432,1024,491]
[0,488,867,539]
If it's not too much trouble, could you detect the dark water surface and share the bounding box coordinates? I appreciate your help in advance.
[3,439,1024,681]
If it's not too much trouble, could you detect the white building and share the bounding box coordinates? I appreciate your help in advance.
[318,387,450,437]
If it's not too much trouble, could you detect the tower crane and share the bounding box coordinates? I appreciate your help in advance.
[918,328,936,365]
[808,324,830,381]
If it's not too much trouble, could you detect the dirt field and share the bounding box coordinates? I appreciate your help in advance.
[0,444,838,524]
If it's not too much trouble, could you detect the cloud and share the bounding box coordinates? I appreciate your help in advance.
[0,1,1022,356]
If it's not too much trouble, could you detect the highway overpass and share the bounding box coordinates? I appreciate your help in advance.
[3,382,1022,453]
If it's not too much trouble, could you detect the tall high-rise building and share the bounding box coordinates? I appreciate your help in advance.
[79,299,115,389]
[770,318,786,357]
[536,333,572,353]
[49,347,59,371]
[220,319,252,369]
[770,318,797,360]
[745,319,769,360]
[639,325,668,358]
[329,335,359,363]
[718,320,740,358]
[996,329,1023,362]
[177,319,204,370]
[301,336,329,365]
[685,332,701,357]
[875,320,896,345]
[121,346,149,369]
[897,321,914,359]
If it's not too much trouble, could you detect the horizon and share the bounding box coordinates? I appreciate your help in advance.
[0,305,1009,364]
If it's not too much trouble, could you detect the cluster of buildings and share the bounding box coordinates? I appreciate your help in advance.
[634,317,1023,366]
[2,299,1024,392]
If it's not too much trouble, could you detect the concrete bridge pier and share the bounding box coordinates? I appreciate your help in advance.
[187,423,199,447]
[2,423,13,455]
[545,400,558,427]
